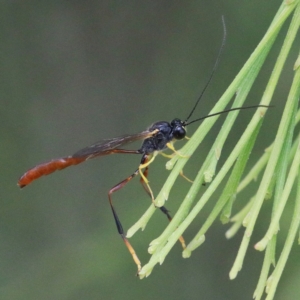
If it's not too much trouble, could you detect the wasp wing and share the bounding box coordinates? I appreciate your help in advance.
[72,130,153,158]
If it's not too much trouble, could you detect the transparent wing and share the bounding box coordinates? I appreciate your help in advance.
[72,130,153,158]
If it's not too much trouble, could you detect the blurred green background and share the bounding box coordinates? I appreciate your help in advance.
[2,1,300,299]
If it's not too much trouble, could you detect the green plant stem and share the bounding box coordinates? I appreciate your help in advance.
[229,4,300,280]
[254,91,298,300]
[265,154,300,300]
[255,61,300,251]
[225,197,255,239]
[253,239,276,300]
[237,109,300,194]
[226,132,300,244]
[237,147,271,193]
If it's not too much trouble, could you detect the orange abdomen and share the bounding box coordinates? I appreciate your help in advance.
[18,156,86,188]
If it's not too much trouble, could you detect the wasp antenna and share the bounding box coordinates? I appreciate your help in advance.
[185,16,227,123]
[184,105,272,126]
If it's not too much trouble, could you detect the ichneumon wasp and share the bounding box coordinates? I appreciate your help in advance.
[18,17,270,273]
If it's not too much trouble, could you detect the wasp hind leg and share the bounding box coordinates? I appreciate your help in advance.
[108,168,142,273]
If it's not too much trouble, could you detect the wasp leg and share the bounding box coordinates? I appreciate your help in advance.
[179,170,194,183]
[138,153,157,203]
[108,168,142,273]
[139,154,186,250]
[160,152,176,159]
[160,151,192,183]
[159,206,186,249]
[139,155,152,197]
[166,142,190,158]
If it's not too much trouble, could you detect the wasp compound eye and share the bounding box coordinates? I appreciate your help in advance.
[173,126,186,140]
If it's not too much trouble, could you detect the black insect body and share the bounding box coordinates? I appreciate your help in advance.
[140,119,186,154]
